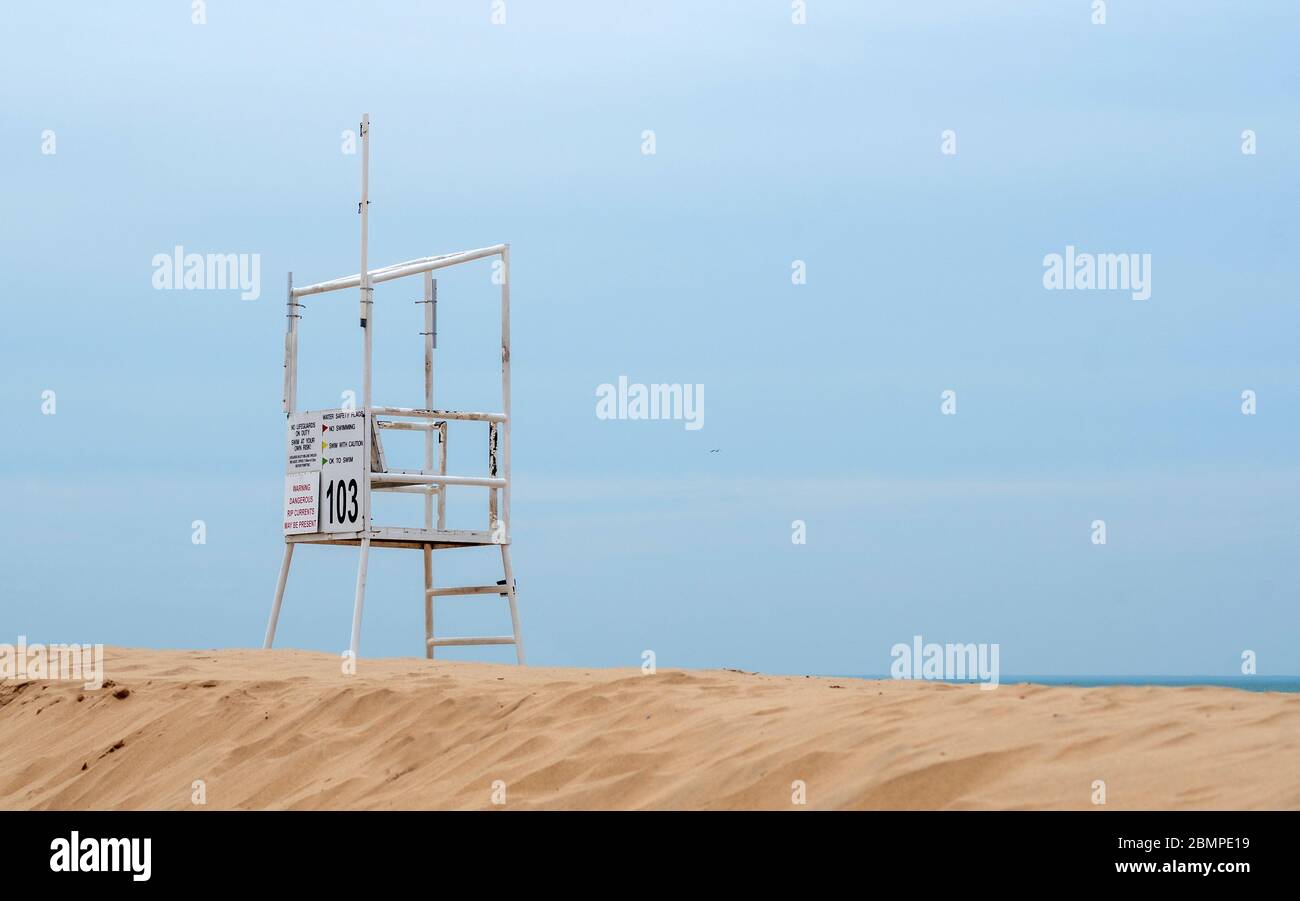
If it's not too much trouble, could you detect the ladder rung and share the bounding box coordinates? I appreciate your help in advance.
[426,585,508,597]
[427,636,516,647]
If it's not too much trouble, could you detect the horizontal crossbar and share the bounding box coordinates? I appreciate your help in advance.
[371,473,505,489]
[292,244,506,298]
[376,420,444,431]
[373,406,505,423]
[427,636,516,647]
[426,585,508,598]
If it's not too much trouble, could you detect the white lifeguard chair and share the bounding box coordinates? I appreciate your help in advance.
[263,114,524,663]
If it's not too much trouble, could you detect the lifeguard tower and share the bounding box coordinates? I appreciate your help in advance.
[263,114,524,663]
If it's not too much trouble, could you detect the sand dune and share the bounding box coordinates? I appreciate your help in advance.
[2,648,1298,810]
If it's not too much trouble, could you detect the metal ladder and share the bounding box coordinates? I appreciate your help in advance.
[414,271,523,663]
[425,560,525,663]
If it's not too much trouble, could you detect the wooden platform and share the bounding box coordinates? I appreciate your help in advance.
[287,527,502,550]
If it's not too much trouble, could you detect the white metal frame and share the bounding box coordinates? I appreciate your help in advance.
[263,114,524,664]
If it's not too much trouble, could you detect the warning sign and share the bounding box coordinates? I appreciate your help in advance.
[283,408,369,535]
[287,411,325,472]
[283,472,320,534]
[319,408,368,533]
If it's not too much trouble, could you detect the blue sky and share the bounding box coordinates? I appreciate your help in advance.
[2,1,1297,675]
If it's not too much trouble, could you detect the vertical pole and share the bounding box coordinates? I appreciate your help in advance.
[264,543,294,649]
[270,270,298,651]
[283,272,296,414]
[359,113,372,411]
[423,540,434,652]
[498,247,520,664]
[500,245,511,540]
[422,548,433,658]
[423,274,436,528]
[351,112,373,664]
[501,544,524,665]
[423,272,435,658]
[488,422,498,531]
[437,422,447,529]
[350,536,371,660]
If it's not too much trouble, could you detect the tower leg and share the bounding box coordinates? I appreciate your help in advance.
[422,274,436,659]
[349,536,372,660]
[500,544,525,665]
[263,543,295,649]
[423,543,434,659]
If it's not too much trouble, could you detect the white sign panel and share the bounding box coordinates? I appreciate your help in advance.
[282,408,369,535]
[319,408,368,533]
[286,411,323,472]
[282,472,320,534]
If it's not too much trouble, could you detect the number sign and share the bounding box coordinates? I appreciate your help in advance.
[283,408,369,535]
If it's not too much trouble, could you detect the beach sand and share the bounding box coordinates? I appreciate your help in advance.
[2,647,1297,810]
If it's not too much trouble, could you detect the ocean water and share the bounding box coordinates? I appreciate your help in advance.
[840,675,1300,694]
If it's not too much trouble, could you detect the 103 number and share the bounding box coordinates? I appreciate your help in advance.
[323,478,360,525]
